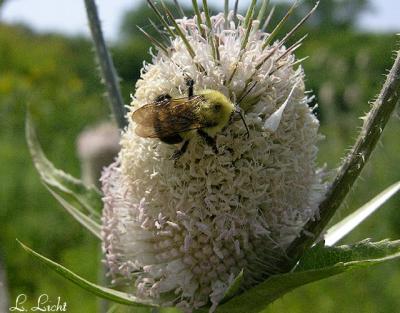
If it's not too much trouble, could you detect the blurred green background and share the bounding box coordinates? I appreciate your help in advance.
[0,0,399,312]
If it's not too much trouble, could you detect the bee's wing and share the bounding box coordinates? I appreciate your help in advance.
[131,98,170,127]
[133,124,161,138]
[132,96,210,138]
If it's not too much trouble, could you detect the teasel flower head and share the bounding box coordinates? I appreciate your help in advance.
[101,1,325,312]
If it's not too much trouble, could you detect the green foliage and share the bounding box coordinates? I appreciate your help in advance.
[217,240,400,313]
[18,240,156,307]
[26,112,102,237]
[299,31,397,120]
[258,0,370,33]
[282,28,400,313]
[0,24,108,312]
[324,181,400,246]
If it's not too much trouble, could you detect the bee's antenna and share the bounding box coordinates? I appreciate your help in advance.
[236,106,250,138]
[237,81,257,107]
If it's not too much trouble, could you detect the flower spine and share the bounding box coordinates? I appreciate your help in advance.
[101,5,325,312]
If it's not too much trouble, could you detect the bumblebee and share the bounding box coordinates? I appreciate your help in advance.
[131,80,249,159]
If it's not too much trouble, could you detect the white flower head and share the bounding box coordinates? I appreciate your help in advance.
[101,4,325,312]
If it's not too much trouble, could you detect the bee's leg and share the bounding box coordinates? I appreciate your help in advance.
[154,94,172,103]
[186,78,194,98]
[197,129,218,154]
[170,140,190,160]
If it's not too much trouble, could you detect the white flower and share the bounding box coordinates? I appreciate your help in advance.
[101,8,325,312]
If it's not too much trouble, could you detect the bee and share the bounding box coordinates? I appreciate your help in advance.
[131,79,249,160]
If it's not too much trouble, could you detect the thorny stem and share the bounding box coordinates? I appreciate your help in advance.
[283,47,400,271]
[233,0,239,25]
[84,0,127,129]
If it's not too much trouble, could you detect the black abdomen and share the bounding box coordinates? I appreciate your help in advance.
[160,134,184,144]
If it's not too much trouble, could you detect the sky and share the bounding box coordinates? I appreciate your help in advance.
[1,0,400,41]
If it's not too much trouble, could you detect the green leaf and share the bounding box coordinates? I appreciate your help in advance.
[26,111,103,235]
[18,240,156,308]
[26,111,103,217]
[324,181,400,246]
[296,239,400,271]
[216,240,400,313]
[220,270,244,303]
[46,185,101,239]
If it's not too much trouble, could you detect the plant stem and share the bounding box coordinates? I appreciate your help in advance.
[284,47,400,270]
[84,0,127,129]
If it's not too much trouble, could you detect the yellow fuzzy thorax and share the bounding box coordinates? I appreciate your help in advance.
[196,89,235,136]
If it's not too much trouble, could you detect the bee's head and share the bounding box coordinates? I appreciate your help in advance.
[199,90,250,138]
[199,90,234,117]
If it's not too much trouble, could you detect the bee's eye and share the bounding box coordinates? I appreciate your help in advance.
[213,104,222,112]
